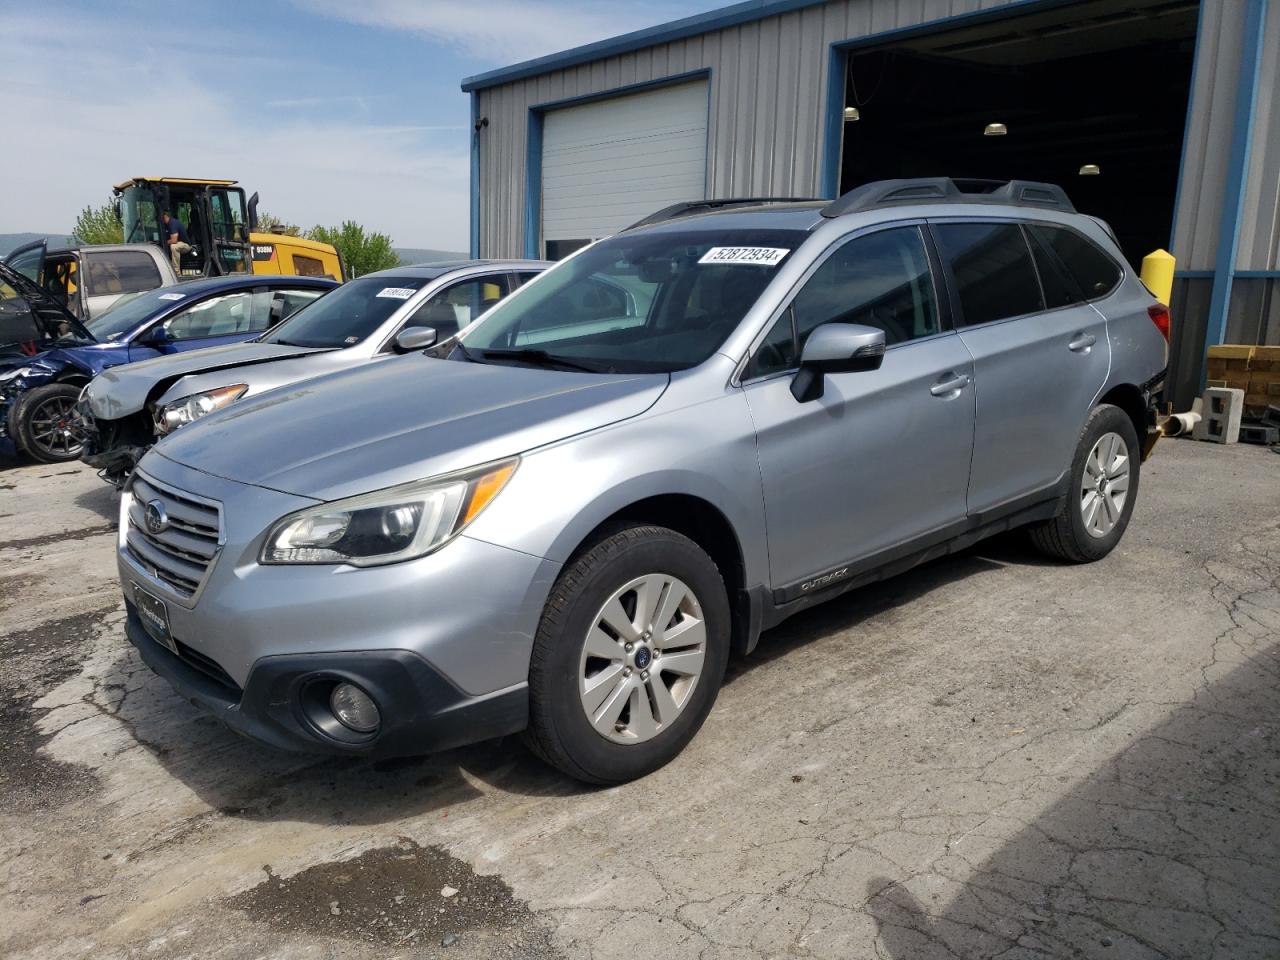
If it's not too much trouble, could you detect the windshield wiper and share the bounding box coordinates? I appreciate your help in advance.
[476,348,605,373]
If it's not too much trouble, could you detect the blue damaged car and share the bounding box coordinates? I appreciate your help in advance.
[0,261,335,463]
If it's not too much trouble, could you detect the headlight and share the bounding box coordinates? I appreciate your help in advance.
[155,384,248,435]
[0,367,32,384]
[261,459,518,566]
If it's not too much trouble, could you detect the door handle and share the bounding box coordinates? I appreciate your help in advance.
[930,373,971,397]
[1068,332,1097,352]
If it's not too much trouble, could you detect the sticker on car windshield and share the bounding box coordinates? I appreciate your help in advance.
[376,287,417,299]
[698,247,790,266]
[157,292,186,301]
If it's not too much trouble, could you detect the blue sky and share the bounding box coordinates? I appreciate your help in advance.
[0,0,726,248]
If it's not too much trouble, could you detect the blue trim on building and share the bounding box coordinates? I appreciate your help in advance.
[1203,0,1268,366]
[1175,270,1216,279]
[1168,0,1209,252]
[522,70,713,259]
[1236,271,1280,279]
[524,110,544,259]
[469,92,480,259]
[461,0,825,92]
[820,45,844,199]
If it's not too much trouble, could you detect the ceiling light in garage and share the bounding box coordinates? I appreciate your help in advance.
[1079,163,1101,175]
[844,106,860,121]
[983,122,1007,136]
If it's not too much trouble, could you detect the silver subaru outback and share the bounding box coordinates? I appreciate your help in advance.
[116,179,1168,784]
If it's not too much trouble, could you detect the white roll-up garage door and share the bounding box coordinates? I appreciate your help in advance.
[541,80,708,254]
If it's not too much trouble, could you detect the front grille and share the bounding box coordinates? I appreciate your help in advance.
[126,472,223,600]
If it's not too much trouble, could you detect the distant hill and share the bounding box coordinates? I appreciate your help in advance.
[0,232,74,257]
[395,247,468,265]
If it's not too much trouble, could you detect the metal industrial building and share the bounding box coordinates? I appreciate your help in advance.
[461,0,1275,404]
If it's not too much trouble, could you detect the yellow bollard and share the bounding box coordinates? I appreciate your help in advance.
[1140,248,1175,305]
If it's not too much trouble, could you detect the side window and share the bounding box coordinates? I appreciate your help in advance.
[405,275,511,342]
[749,226,940,378]
[1026,229,1080,309]
[1028,225,1122,300]
[82,251,162,298]
[291,254,326,278]
[161,291,256,341]
[514,271,542,288]
[934,222,1044,326]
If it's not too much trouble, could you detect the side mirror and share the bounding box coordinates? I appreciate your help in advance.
[393,326,437,352]
[790,323,886,403]
[138,323,171,346]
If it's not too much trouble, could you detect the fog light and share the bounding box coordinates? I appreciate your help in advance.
[330,682,380,733]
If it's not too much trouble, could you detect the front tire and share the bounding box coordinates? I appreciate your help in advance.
[1029,403,1140,563]
[524,525,730,784]
[12,383,85,464]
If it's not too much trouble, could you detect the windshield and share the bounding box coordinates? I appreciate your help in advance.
[119,185,161,244]
[459,228,808,372]
[86,286,186,340]
[261,275,429,348]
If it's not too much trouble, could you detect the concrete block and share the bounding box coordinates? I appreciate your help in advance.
[1192,388,1244,443]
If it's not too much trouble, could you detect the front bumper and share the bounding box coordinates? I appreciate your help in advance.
[123,602,528,755]
[117,452,561,756]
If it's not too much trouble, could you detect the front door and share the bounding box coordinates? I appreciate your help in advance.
[931,220,1111,513]
[741,225,976,595]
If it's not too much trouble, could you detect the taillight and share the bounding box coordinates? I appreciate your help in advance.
[1147,303,1170,341]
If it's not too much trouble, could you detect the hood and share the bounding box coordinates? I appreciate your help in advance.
[86,341,321,419]
[154,355,669,501]
[153,345,365,409]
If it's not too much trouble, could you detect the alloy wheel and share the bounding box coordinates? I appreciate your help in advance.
[1080,431,1130,538]
[28,395,83,459]
[578,573,707,744]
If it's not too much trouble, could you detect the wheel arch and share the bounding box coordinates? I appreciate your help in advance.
[1097,383,1147,445]
[562,493,757,658]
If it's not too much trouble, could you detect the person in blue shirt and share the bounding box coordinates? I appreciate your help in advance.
[160,210,192,273]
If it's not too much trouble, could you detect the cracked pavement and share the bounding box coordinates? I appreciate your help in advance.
[0,439,1276,959]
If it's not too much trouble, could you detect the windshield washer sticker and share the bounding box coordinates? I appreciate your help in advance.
[376,287,417,300]
[157,293,186,301]
[698,247,790,266]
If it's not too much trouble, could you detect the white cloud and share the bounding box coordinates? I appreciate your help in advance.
[0,12,470,249]
[291,0,701,63]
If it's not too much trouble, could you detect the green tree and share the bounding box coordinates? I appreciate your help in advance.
[307,221,398,279]
[72,201,124,245]
[255,211,302,237]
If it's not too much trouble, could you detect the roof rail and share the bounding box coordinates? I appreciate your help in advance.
[626,196,825,230]
[820,178,1075,218]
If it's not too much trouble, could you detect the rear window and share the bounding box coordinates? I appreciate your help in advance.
[934,222,1044,326]
[82,251,163,298]
[1028,224,1122,300]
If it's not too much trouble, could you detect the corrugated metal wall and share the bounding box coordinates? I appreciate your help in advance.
[475,0,1279,305]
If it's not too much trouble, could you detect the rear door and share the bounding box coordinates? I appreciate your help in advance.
[931,220,1110,514]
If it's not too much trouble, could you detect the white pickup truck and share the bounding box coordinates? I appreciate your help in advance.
[4,240,181,322]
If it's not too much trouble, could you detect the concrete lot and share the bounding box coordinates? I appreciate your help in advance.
[0,438,1276,960]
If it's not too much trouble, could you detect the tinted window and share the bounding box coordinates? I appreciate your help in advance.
[271,287,325,320]
[749,227,939,378]
[404,275,510,341]
[1029,224,1122,299]
[263,275,431,349]
[935,223,1043,326]
[1027,234,1079,309]
[82,251,162,298]
[291,254,326,277]
[462,228,807,373]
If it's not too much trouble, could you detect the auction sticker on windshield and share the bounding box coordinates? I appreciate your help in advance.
[698,247,790,266]
[376,287,417,299]
[158,293,186,301]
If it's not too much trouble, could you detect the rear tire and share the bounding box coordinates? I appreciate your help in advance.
[12,383,85,464]
[524,525,730,784]
[1029,403,1140,563]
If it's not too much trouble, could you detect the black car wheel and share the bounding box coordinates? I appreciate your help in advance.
[13,383,86,463]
